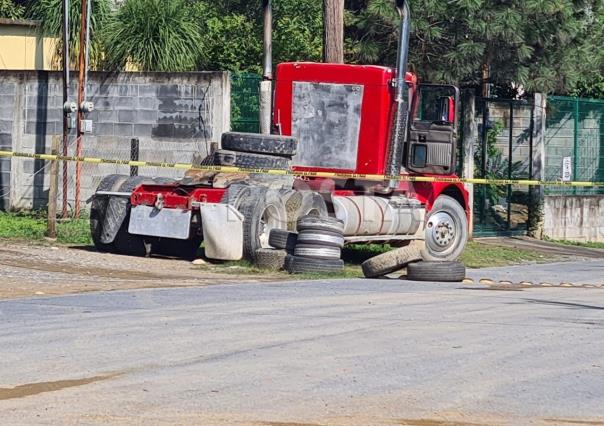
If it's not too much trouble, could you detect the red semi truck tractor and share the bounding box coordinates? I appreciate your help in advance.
[89,0,469,265]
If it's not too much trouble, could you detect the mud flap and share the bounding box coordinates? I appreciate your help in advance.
[200,203,244,260]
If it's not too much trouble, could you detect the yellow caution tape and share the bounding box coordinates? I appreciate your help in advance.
[1,150,603,188]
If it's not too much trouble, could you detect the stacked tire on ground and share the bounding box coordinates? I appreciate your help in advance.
[285,216,345,274]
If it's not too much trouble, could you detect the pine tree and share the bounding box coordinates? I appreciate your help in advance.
[346,0,604,95]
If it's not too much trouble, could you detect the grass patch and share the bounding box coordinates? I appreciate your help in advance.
[549,239,604,250]
[0,211,91,245]
[460,241,549,268]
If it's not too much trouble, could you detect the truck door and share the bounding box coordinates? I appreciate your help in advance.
[407,84,460,175]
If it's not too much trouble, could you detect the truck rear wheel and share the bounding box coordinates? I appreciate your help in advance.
[421,195,468,262]
[90,174,129,252]
[221,132,297,157]
[238,188,287,261]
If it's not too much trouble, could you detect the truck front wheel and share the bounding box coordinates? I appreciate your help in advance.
[421,195,468,262]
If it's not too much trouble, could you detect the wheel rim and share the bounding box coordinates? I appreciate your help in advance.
[259,204,280,248]
[425,211,460,256]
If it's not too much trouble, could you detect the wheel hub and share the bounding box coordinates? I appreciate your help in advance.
[427,212,456,249]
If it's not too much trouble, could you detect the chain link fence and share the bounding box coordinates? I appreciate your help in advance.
[545,96,604,195]
[231,73,261,133]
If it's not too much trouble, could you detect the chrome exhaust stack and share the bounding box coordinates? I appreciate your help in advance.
[385,0,411,189]
[259,0,273,135]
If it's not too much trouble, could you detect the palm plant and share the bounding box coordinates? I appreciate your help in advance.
[27,0,112,68]
[0,0,25,19]
[102,0,203,72]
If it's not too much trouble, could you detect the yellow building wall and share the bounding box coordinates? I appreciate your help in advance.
[0,21,57,70]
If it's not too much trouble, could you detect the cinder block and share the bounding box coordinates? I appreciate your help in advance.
[118,110,135,123]
[114,97,134,110]
[134,124,152,137]
[0,120,13,133]
[95,123,114,136]
[137,109,157,124]
[0,133,11,149]
[138,85,156,97]
[96,110,117,123]
[158,85,179,98]
[137,97,158,109]
[0,159,11,172]
[115,123,133,137]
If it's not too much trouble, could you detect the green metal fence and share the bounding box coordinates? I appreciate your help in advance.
[231,73,261,133]
[545,96,604,195]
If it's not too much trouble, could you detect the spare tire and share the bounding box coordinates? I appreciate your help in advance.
[237,187,287,261]
[285,255,344,274]
[221,132,297,157]
[255,248,288,270]
[406,261,466,282]
[212,149,290,170]
[297,215,344,234]
[297,230,344,248]
[294,244,341,260]
[361,242,422,278]
[268,229,298,252]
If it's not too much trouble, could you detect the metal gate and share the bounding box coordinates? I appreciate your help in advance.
[473,98,535,237]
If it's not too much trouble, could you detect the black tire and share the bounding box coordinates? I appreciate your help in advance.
[254,248,288,270]
[361,242,422,278]
[221,132,297,157]
[297,230,344,248]
[285,255,344,274]
[112,176,154,257]
[237,188,287,261]
[212,149,290,170]
[268,229,298,252]
[90,174,129,252]
[297,215,344,234]
[294,244,341,260]
[406,261,466,282]
[422,195,468,261]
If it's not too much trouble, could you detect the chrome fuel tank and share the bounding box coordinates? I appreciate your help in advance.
[333,195,424,237]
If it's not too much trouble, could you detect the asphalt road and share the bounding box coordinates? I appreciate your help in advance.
[1,260,603,425]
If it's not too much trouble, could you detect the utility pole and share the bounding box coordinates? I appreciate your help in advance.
[46,136,60,240]
[75,0,88,218]
[61,0,70,218]
[323,0,344,63]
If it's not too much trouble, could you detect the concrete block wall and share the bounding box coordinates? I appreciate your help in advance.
[544,196,604,242]
[0,70,230,210]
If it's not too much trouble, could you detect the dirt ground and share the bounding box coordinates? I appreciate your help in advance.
[0,240,281,300]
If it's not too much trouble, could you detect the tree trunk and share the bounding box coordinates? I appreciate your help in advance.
[323,0,344,63]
